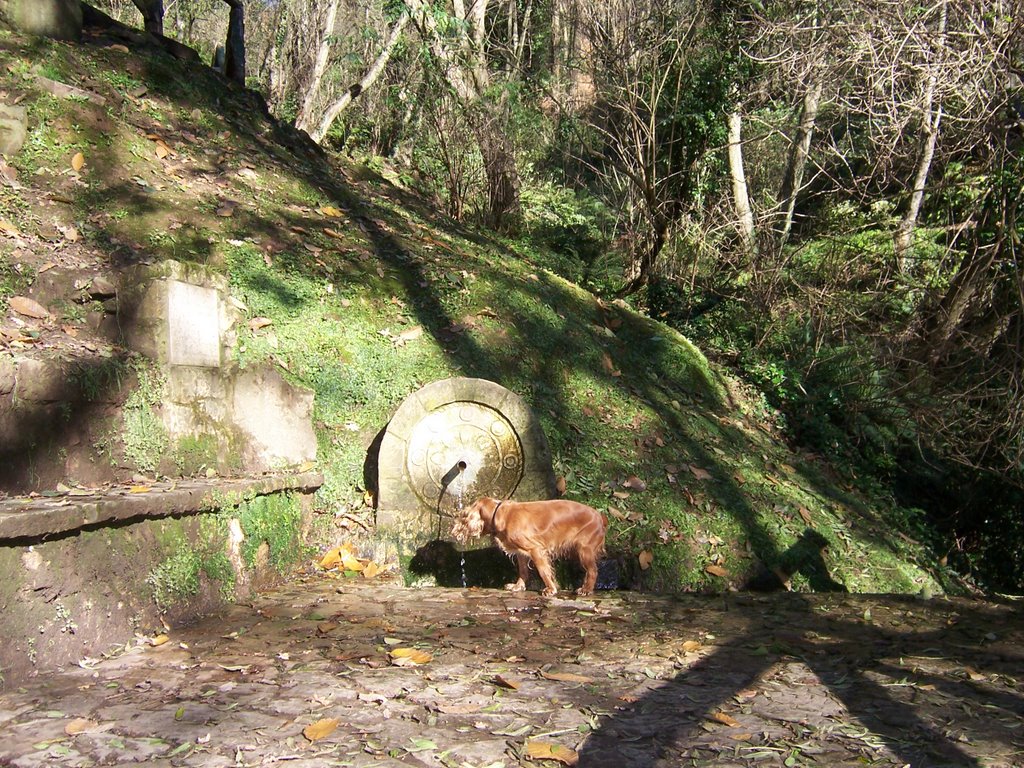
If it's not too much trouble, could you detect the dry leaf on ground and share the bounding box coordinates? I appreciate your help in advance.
[540,670,595,684]
[302,717,339,742]
[525,740,579,765]
[9,296,50,319]
[390,648,432,666]
[64,718,100,735]
[707,711,741,727]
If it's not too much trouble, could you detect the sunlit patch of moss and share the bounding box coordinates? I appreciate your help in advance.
[121,358,168,474]
[238,493,304,572]
[147,544,201,610]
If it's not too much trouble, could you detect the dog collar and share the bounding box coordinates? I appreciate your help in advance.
[489,500,504,533]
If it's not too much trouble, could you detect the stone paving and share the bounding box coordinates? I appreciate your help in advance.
[0,572,1021,767]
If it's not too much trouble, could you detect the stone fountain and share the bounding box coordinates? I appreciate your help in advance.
[375,378,557,551]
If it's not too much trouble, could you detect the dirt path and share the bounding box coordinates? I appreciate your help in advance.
[0,573,1021,767]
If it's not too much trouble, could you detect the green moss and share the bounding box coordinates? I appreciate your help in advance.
[201,551,237,601]
[238,493,304,572]
[147,545,201,610]
[122,359,169,473]
[174,434,219,476]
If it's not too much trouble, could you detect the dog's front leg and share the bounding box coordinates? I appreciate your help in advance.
[505,553,530,592]
[532,552,559,597]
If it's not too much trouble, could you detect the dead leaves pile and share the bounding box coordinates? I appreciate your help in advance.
[316,542,385,579]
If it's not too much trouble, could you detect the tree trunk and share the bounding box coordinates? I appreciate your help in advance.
[294,0,340,135]
[222,0,246,86]
[475,110,520,230]
[309,11,411,144]
[894,0,947,273]
[777,80,821,248]
[728,111,756,258]
[130,0,163,35]
[621,216,668,295]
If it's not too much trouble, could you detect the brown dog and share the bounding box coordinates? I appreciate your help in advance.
[450,496,606,596]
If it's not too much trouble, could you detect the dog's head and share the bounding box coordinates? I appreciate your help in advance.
[450,497,495,542]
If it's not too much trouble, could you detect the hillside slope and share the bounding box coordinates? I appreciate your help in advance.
[0,23,953,595]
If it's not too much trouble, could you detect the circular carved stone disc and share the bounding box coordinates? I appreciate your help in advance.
[405,401,523,515]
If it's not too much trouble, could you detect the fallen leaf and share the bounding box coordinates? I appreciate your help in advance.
[248,317,273,331]
[638,550,654,570]
[681,640,702,653]
[317,621,338,634]
[108,43,130,53]
[689,465,713,481]
[798,506,813,525]
[408,737,437,752]
[540,670,595,684]
[397,325,423,344]
[215,203,235,217]
[320,205,343,218]
[341,553,365,572]
[0,220,20,237]
[555,476,567,496]
[390,648,432,666]
[9,296,50,319]
[71,152,85,171]
[705,564,728,578]
[129,485,152,494]
[707,711,741,727]
[623,475,647,492]
[302,717,339,742]
[319,546,342,570]
[154,140,171,159]
[362,561,381,579]
[149,634,170,647]
[65,718,100,735]
[525,740,578,766]
[492,675,520,690]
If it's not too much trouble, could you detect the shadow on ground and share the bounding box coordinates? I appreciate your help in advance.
[0,576,1020,768]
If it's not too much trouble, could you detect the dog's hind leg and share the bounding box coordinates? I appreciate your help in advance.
[532,551,559,597]
[577,548,598,596]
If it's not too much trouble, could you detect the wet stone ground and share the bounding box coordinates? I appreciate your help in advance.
[0,573,1021,768]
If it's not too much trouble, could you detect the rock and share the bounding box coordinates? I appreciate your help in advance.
[0,0,82,40]
[34,75,105,105]
[89,275,117,299]
[0,104,27,156]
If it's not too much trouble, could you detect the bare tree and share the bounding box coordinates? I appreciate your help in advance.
[404,0,520,229]
[130,0,163,34]
[727,110,756,258]
[294,0,341,134]
[221,0,245,85]
[893,0,948,272]
[573,0,733,292]
[307,10,410,143]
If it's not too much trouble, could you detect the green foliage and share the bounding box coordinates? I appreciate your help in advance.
[0,253,31,311]
[147,545,201,610]
[238,493,304,572]
[174,434,219,476]
[518,180,613,287]
[122,359,169,474]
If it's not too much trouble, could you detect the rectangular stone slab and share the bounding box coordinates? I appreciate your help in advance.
[0,472,323,542]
